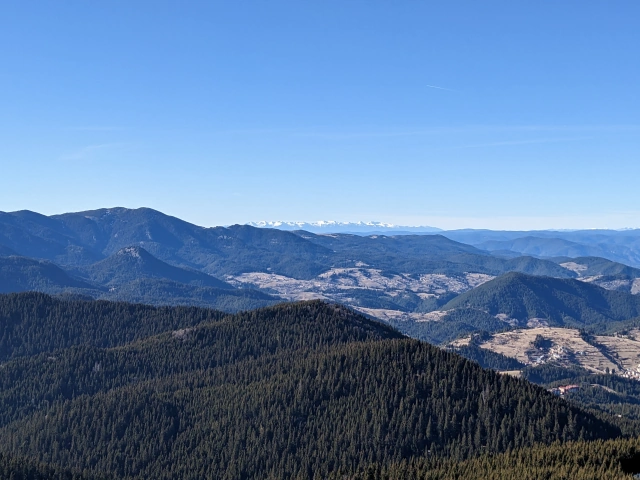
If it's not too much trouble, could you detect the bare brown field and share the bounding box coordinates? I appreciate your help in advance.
[452,327,640,374]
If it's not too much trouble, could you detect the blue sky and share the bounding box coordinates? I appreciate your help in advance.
[1,1,639,229]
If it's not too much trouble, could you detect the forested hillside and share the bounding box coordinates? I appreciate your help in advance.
[0,295,629,479]
[83,246,234,288]
[342,437,640,479]
[0,257,94,293]
[442,272,640,326]
[396,272,640,345]
[0,292,227,361]
[559,256,640,278]
[0,453,102,480]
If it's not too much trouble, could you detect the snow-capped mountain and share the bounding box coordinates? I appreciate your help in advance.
[246,220,442,234]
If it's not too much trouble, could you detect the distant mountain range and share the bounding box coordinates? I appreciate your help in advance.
[3,207,640,347]
[251,221,640,267]
[247,220,442,234]
[445,229,640,268]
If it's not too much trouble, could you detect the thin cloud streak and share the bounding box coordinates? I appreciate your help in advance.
[425,84,455,92]
[60,143,125,161]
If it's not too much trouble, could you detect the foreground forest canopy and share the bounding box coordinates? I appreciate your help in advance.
[342,438,640,480]
[0,293,638,478]
[0,452,101,480]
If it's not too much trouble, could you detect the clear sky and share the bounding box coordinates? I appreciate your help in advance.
[1,1,639,230]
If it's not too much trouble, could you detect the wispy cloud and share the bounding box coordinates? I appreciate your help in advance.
[425,84,455,92]
[60,143,125,161]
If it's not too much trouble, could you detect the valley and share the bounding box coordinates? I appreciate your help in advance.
[227,268,494,320]
[3,207,640,376]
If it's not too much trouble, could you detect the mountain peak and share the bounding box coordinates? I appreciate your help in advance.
[116,245,145,259]
[89,246,234,290]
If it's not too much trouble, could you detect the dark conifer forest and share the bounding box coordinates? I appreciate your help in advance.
[0,453,101,480]
[341,437,640,479]
[0,293,638,478]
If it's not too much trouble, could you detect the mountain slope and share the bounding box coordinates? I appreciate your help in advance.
[56,207,335,277]
[0,207,334,278]
[503,255,577,277]
[0,250,276,313]
[442,272,640,327]
[561,256,640,278]
[344,437,640,480]
[98,278,276,311]
[477,236,614,259]
[0,292,227,361]
[0,211,103,265]
[0,452,102,480]
[0,257,95,294]
[0,297,623,479]
[83,246,233,288]
[296,231,575,277]
[555,256,640,294]
[0,244,17,257]
[393,272,640,345]
[0,211,79,260]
